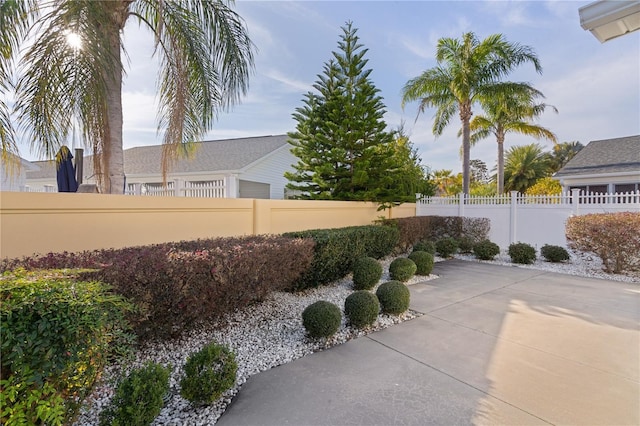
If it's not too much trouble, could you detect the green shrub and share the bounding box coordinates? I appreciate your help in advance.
[344,291,380,328]
[457,236,475,254]
[435,237,459,258]
[352,257,383,290]
[412,240,435,255]
[389,257,417,282]
[0,270,134,425]
[408,251,434,275]
[376,281,410,315]
[285,225,398,291]
[566,212,640,274]
[473,240,501,260]
[99,362,171,426]
[180,342,237,405]
[508,242,537,264]
[302,301,342,338]
[461,217,491,245]
[541,244,570,263]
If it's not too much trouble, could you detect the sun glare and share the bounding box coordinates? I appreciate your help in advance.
[65,31,82,50]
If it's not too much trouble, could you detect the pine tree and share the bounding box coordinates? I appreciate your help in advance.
[286,21,394,201]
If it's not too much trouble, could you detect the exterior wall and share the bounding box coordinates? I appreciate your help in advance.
[241,146,297,199]
[0,192,416,259]
[556,172,640,193]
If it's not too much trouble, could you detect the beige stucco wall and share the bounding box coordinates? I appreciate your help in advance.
[0,192,415,259]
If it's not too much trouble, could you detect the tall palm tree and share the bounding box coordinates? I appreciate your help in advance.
[470,87,557,193]
[3,0,254,193]
[503,143,550,193]
[401,32,542,195]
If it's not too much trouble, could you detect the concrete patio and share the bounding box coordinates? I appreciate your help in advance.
[218,259,640,425]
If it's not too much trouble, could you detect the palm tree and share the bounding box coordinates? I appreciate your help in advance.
[503,143,550,193]
[470,87,557,193]
[3,0,254,193]
[401,32,541,195]
[548,141,584,173]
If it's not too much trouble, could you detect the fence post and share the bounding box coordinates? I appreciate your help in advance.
[459,192,465,217]
[510,191,518,245]
[571,188,581,215]
[174,179,184,197]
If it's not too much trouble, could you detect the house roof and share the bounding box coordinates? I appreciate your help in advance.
[554,135,640,178]
[26,135,290,179]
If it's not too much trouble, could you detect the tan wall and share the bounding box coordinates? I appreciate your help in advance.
[0,192,415,259]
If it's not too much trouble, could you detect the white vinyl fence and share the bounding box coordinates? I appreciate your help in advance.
[416,189,640,249]
[126,178,227,198]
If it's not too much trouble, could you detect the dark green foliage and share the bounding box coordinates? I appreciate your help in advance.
[412,240,436,255]
[99,362,170,426]
[344,291,380,328]
[1,270,134,425]
[436,237,459,258]
[473,240,501,260]
[457,236,475,253]
[180,343,237,405]
[376,281,410,315]
[352,257,383,290]
[389,257,417,282]
[285,225,398,290]
[302,301,342,338]
[541,244,570,263]
[408,251,434,275]
[508,242,537,264]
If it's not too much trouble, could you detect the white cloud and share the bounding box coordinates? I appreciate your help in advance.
[265,70,312,93]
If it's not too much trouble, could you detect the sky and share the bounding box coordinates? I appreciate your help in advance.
[14,0,640,174]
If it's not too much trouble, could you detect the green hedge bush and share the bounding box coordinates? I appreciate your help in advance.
[457,236,475,254]
[0,270,134,426]
[352,257,383,290]
[376,281,410,315]
[473,240,500,260]
[508,242,537,264]
[541,244,570,263]
[389,257,417,282]
[412,240,436,255]
[180,342,237,405]
[408,251,434,275]
[302,301,342,338]
[436,237,459,258]
[99,362,170,426]
[344,291,380,328]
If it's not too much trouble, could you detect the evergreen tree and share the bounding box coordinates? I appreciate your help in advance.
[286,22,395,201]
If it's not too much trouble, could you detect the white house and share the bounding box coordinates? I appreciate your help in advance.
[1,153,40,192]
[25,135,298,199]
[553,135,640,194]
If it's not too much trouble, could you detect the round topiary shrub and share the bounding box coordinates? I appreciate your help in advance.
[99,362,171,426]
[302,301,342,338]
[457,236,475,254]
[376,281,410,315]
[435,237,459,258]
[412,240,436,255]
[473,240,500,260]
[508,242,537,264]
[180,342,238,405]
[352,257,383,290]
[389,257,417,282]
[541,244,570,263]
[408,251,434,275]
[344,291,380,328]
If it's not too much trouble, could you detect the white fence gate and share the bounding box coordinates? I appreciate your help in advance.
[416,189,640,249]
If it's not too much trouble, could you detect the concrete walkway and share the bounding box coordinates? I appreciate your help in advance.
[218,260,640,425]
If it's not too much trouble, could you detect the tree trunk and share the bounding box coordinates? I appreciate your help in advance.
[460,102,472,196]
[497,131,505,194]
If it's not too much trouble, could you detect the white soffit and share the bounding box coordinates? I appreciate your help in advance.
[579,0,640,42]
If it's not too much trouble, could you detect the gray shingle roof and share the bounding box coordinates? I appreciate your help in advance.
[26,135,289,179]
[554,135,640,177]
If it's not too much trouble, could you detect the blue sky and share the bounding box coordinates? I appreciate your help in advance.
[17,0,640,174]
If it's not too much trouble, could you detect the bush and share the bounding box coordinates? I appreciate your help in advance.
[0,270,134,425]
[285,225,398,291]
[412,240,435,255]
[461,217,491,245]
[566,212,640,273]
[302,301,342,338]
[473,240,501,260]
[381,217,433,253]
[508,242,537,264]
[99,362,170,426]
[389,257,417,282]
[376,281,410,315]
[408,251,434,275]
[180,342,237,405]
[457,236,475,254]
[435,237,459,258]
[541,244,570,263]
[352,257,383,290]
[344,291,380,328]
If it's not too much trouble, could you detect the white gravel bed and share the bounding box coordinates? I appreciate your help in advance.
[73,256,435,426]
